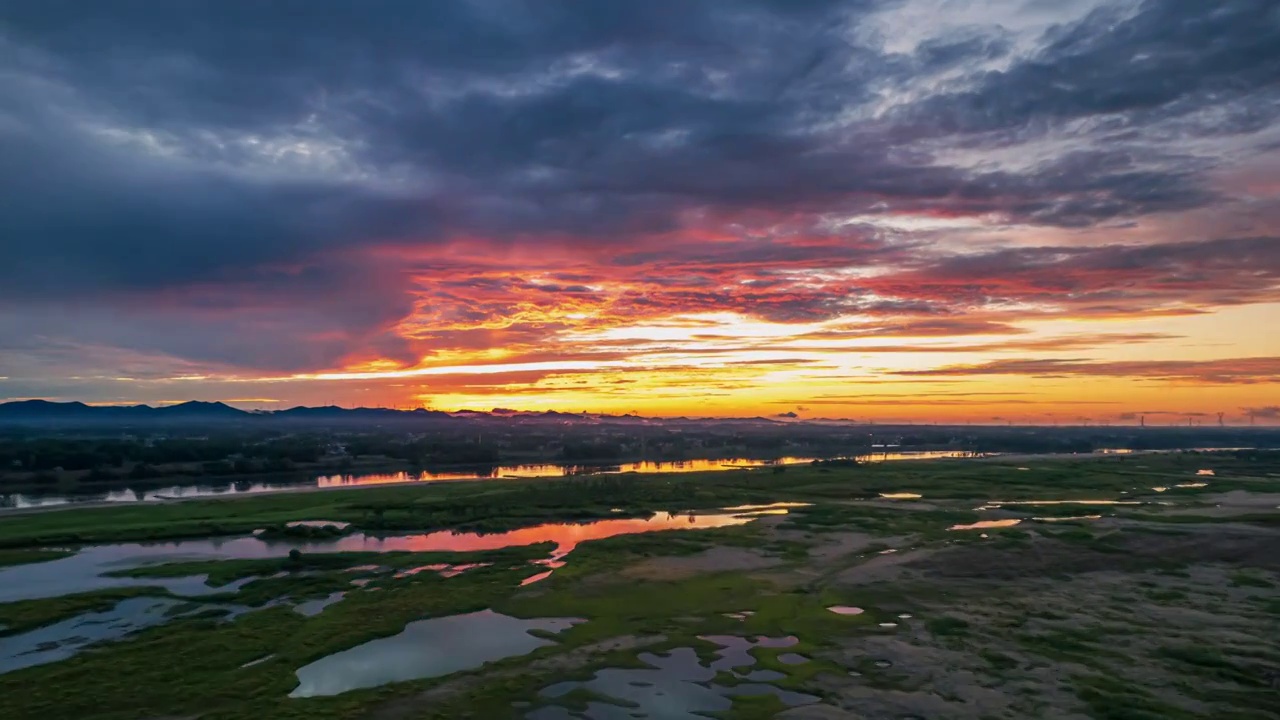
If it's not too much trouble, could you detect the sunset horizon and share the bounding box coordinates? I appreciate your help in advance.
[2,4,1280,714]
[2,1,1277,424]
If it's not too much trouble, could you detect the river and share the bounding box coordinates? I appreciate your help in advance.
[0,450,980,510]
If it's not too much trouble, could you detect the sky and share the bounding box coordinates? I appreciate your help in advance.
[0,0,1278,424]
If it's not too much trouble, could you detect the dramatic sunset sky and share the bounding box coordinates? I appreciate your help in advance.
[1,1,1278,423]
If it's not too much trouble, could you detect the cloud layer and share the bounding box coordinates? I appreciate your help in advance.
[1,0,1278,420]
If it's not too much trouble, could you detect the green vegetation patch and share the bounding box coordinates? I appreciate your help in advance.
[0,548,73,568]
[926,616,971,636]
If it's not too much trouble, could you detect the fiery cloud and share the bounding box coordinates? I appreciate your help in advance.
[0,1,1278,422]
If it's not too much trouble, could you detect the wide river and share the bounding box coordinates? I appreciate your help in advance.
[0,450,979,510]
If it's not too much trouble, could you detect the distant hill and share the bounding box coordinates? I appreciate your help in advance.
[153,401,246,418]
[0,399,797,428]
[0,399,251,423]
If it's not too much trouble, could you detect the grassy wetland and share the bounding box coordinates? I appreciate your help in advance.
[1,449,1278,719]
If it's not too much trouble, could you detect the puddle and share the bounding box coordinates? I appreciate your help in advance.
[290,610,582,697]
[529,637,818,720]
[975,499,1141,511]
[1033,515,1102,522]
[752,636,799,649]
[0,596,251,674]
[1153,487,1169,493]
[1197,469,1216,476]
[898,614,913,619]
[699,635,798,672]
[294,592,346,617]
[520,570,554,586]
[0,556,259,605]
[949,519,1022,531]
[827,606,864,616]
[879,493,922,500]
[1177,482,1209,488]
[878,548,898,554]
[0,511,769,603]
[240,654,275,668]
[878,623,898,629]
[721,502,811,513]
[394,563,490,580]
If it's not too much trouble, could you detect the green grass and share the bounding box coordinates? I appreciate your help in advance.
[926,616,971,636]
[0,451,1275,720]
[1073,673,1200,720]
[1229,571,1275,589]
[0,548,74,567]
[711,693,791,719]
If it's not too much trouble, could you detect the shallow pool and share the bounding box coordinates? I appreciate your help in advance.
[290,609,582,697]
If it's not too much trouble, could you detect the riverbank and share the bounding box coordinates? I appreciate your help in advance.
[0,447,1276,719]
[1,451,991,514]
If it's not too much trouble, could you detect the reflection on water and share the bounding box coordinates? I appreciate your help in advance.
[0,511,764,603]
[1033,515,1103,522]
[827,606,864,615]
[0,555,257,605]
[949,519,1023,531]
[240,653,274,668]
[879,492,922,500]
[1,451,983,510]
[721,502,811,512]
[293,592,347,617]
[519,570,554,586]
[975,499,1142,511]
[529,636,817,720]
[0,596,253,674]
[394,562,489,580]
[290,610,581,697]
[0,597,179,673]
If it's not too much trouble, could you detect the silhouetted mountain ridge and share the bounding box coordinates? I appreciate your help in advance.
[0,400,787,426]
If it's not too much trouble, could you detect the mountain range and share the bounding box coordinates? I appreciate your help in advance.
[0,400,789,427]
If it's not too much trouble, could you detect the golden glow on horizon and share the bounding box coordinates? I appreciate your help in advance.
[92,302,1277,423]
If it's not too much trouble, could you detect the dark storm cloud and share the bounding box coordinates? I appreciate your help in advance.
[0,0,892,295]
[1,0,1245,276]
[900,0,1280,136]
[0,0,1276,376]
[0,114,443,295]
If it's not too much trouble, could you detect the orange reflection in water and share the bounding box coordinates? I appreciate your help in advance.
[312,451,988,490]
[949,519,1023,531]
[320,512,756,560]
[314,458,811,488]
